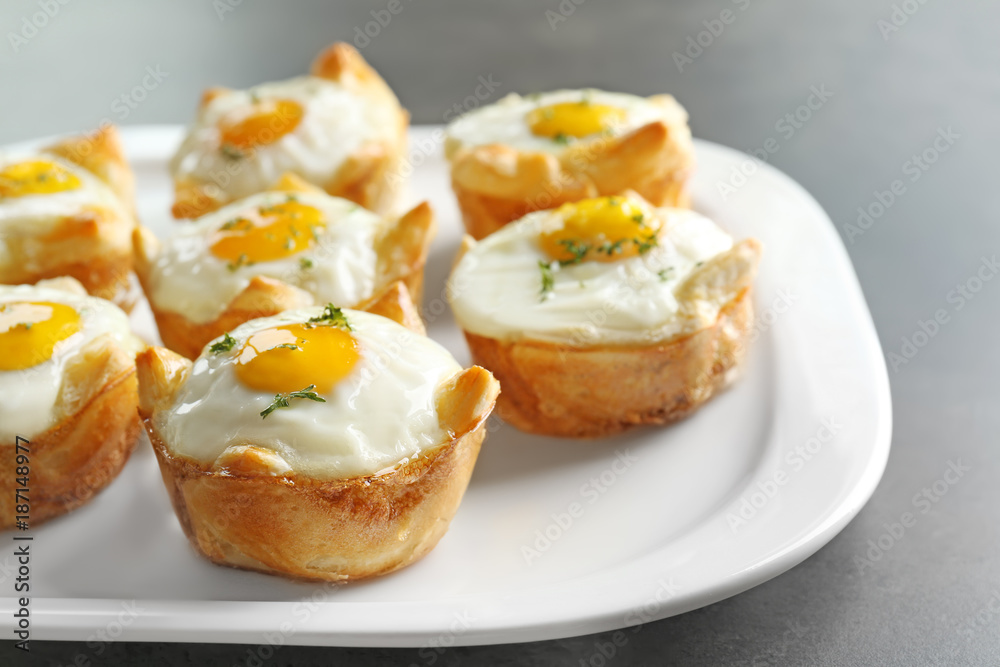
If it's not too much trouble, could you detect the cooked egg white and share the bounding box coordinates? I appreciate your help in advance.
[0,154,131,276]
[146,190,381,324]
[448,197,735,346]
[157,308,463,480]
[445,89,688,155]
[0,281,143,441]
[170,76,400,202]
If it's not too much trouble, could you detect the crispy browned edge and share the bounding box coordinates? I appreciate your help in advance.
[454,237,761,438]
[171,42,409,220]
[136,288,500,581]
[1,126,141,311]
[0,325,143,529]
[447,98,695,239]
[136,174,435,359]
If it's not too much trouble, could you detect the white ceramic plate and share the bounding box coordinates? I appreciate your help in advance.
[0,126,890,647]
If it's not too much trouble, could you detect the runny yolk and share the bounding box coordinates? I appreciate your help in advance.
[218,98,304,152]
[0,160,82,198]
[209,200,324,265]
[234,323,359,394]
[539,197,660,264]
[0,301,82,371]
[526,101,627,139]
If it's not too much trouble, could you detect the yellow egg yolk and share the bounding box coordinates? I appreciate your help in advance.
[0,160,82,198]
[209,199,324,265]
[234,322,359,394]
[219,98,304,152]
[540,197,659,264]
[526,101,627,139]
[0,301,82,371]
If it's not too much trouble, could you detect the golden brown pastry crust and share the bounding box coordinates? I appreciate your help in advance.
[136,289,500,582]
[171,42,409,219]
[0,327,142,529]
[0,126,141,311]
[453,237,760,438]
[136,175,434,359]
[447,97,694,239]
[464,288,752,438]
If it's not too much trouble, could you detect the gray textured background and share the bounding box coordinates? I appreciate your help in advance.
[2,0,999,665]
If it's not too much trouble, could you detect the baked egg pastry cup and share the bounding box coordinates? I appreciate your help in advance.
[134,173,435,360]
[137,284,500,582]
[0,126,142,311]
[0,278,145,528]
[170,42,409,219]
[445,89,694,240]
[448,195,761,438]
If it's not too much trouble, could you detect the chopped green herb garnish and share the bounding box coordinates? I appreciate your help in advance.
[220,144,245,160]
[273,343,300,351]
[539,260,555,300]
[553,132,570,145]
[597,239,626,256]
[557,239,591,265]
[286,194,299,203]
[306,303,352,330]
[299,257,314,270]
[631,213,645,225]
[16,322,32,330]
[658,268,673,282]
[633,235,658,254]
[260,384,326,419]
[209,333,237,354]
[227,253,251,271]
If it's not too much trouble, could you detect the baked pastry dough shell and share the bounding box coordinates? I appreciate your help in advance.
[447,104,694,240]
[464,286,753,438]
[452,235,761,439]
[171,43,409,219]
[0,327,142,529]
[136,289,500,581]
[1,126,141,311]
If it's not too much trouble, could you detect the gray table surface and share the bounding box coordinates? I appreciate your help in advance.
[2,0,998,665]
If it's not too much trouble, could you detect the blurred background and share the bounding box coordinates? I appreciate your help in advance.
[2,0,998,664]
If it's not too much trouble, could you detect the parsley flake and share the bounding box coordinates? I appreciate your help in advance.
[306,303,352,330]
[539,260,555,300]
[209,333,237,354]
[260,385,326,419]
